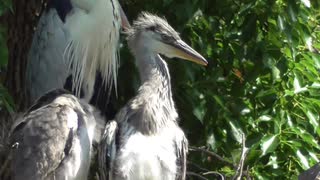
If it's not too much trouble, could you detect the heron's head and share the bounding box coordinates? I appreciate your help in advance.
[127,12,207,66]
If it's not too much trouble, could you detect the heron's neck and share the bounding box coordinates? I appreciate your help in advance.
[128,50,178,134]
[135,51,173,102]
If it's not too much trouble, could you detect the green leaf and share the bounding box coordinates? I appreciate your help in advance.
[296,150,310,169]
[261,135,279,156]
[229,121,244,143]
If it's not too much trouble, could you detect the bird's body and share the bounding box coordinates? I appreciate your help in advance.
[113,125,186,180]
[99,13,207,180]
[10,89,99,180]
[26,0,124,103]
[27,7,69,103]
[13,0,128,179]
[108,56,188,180]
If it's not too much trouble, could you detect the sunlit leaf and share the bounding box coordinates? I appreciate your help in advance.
[267,155,279,169]
[296,150,310,169]
[261,135,279,156]
[229,121,243,143]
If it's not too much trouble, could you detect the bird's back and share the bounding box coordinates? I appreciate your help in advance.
[26,0,122,104]
[11,90,96,180]
[26,8,70,104]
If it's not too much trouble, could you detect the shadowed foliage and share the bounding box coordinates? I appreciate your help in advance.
[1,0,320,179]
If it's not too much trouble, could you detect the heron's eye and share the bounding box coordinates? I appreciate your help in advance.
[161,34,171,42]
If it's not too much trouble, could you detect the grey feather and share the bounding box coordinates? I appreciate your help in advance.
[10,90,99,180]
[26,0,126,104]
[175,135,188,180]
[98,120,118,180]
[97,12,206,180]
[26,8,70,104]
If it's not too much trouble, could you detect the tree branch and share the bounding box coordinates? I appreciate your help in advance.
[188,161,211,172]
[232,134,249,180]
[187,172,208,180]
[189,146,235,168]
[202,171,225,180]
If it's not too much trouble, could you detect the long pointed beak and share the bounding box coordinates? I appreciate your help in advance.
[171,40,208,66]
[119,5,131,30]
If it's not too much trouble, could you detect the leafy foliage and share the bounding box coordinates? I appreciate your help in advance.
[119,0,320,179]
[0,0,319,179]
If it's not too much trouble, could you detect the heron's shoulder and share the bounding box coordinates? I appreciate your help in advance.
[27,89,72,113]
[47,0,73,22]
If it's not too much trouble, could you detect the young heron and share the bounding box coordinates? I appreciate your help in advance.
[10,89,102,180]
[99,13,207,180]
[26,0,129,103]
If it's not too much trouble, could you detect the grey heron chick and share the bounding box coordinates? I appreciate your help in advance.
[26,0,129,104]
[10,89,103,180]
[99,12,207,180]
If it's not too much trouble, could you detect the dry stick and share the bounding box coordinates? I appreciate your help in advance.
[245,166,252,180]
[188,161,226,180]
[187,172,209,180]
[232,134,249,180]
[187,161,212,172]
[189,146,235,168]
[202,171,225,180]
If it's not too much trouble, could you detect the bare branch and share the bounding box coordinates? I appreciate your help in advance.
[187,161,211,172]
[202,171,225,180]
[187,172,209,180]
[188,161,226,179]
[232,134,249,180]
[245,166,252,180]
[189,146,235,168]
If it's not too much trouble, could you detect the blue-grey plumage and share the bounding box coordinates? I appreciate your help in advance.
[26,0,129,104]
[10,89,102,180]
[99,12,207,180]
[14,0,130,179]
[26,7,70,104]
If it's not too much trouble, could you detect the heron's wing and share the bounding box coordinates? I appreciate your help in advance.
[98,120,118,180]
[175,132,188,180]
[10,103,78,180]
[26,7,70,103]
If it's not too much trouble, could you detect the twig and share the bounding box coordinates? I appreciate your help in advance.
[245,166,252,180]
[187,172,208,180]
[232,134,249,180]
[188,161,226,179]
[188,161,211,172]
[202,171,225,180]
[189,146,235,168]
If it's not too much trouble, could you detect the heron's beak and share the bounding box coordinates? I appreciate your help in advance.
[171,40,208,66]
[119,5,131,30]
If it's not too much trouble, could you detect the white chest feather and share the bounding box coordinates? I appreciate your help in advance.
[113,127,180,180]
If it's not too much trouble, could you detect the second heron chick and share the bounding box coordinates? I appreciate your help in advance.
[99,12,207,180]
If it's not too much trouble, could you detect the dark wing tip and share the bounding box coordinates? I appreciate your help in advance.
[28,89,72,113]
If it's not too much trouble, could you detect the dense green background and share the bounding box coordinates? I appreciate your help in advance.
[1,0,320,179]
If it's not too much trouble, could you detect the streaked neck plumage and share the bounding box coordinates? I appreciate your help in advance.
[127,39,178,134]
